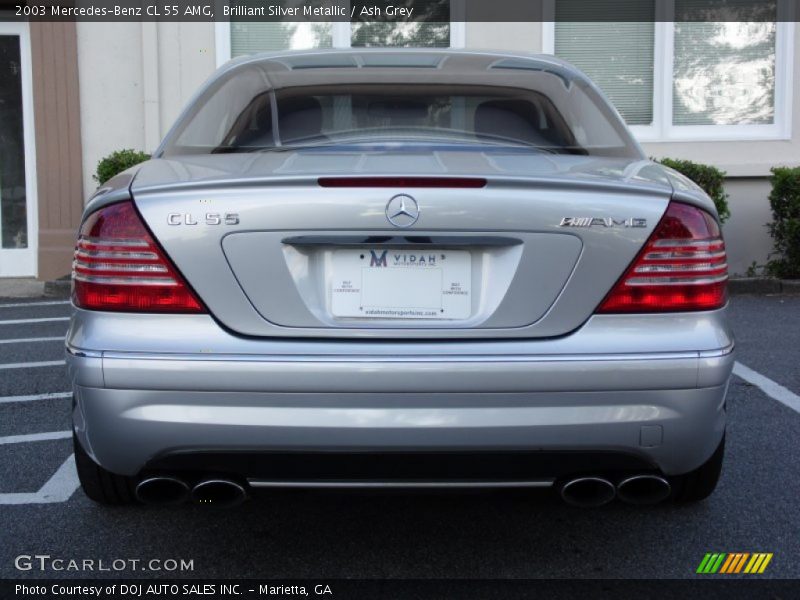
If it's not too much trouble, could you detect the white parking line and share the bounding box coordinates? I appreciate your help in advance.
[0,336,64,345]
[0,300,70,309]
[0,360,65,371]
[0,430,72,445]
[0,454,78,505]
[0,391,71,404]
[0,317,69,325]
[734,361,800,414]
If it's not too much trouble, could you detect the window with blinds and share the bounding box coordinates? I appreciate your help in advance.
[554,0,655,126]
[673,0,777,125]
[229,1,450,57]
[231,22,333,57]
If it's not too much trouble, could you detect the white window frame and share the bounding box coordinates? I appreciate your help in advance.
[541,0,794,142]
[0,21,38,278]
[215,2,466,68]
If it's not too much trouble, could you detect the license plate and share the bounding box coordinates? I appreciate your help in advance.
[330,249,471,319]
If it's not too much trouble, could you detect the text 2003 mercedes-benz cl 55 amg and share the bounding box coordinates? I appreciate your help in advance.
[67,50,733,508]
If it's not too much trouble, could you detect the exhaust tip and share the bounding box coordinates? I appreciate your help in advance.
[191,479,247,508]
[560,477,616,508]
[616,475,671,505]
[135,476,190,506]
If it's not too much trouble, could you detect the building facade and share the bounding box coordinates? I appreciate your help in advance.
[1,6,798,279]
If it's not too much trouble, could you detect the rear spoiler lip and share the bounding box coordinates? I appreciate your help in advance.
[130,173,673,198]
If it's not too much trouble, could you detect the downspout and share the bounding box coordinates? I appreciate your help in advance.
[141,22,161,154]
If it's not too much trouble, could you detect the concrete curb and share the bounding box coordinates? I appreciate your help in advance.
[0,278,70,299]
[43,278,71,299]
[728,278,800,295]
[0,279,45,298]
[781,279,800,295]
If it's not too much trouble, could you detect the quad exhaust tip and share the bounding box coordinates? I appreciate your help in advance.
[560,474,672,507]
[190,479,247,508]
[560,477,616,508]
[135,476,190,506]
[616,475,671,505]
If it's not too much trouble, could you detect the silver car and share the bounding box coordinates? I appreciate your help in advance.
[67,50,733,508]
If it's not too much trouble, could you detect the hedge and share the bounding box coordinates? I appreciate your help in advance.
[658,158,730,223]
[93,149,150,185]
[766,167,800,278]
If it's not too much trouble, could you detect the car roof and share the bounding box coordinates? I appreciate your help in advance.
[215,48,587,90]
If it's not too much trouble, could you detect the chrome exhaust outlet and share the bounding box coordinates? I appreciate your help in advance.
[616,475,671,505]
[135,476,190,506]
[190,479,247,508]
[560,477,616,507]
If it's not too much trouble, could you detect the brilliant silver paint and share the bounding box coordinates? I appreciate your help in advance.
[68,50,734,486]
[67,309,732,477]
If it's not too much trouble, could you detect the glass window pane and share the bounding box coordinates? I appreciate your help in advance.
[229,2,333,57]
[0,34,28,249]
[351,0,450,47]
[164,66,641,159]
[231,22,332,57]
[673,1,777,125]
[554,0,655,126]
[350,22,450,48]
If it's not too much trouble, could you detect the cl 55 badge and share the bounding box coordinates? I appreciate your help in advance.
[167,213,240,226]
[559,217,647,228]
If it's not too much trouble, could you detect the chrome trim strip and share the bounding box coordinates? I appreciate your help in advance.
[79,237,149,248]
[644,250,726,260]
[247,479,555,489]
[651,239,722,248]
[626,274,728,286]
[75,249,159,260]
[698,344,736,359]
[71,273,178,286]
[66,346,103,359]
[73,260,168,273]
[634,263,727,273]
[90,343,736,363]
[282,235,523,248]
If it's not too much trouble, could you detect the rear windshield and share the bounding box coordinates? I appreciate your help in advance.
[161,66,640,158]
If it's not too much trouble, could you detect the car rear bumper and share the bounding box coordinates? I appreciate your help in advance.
[67,309,733,479]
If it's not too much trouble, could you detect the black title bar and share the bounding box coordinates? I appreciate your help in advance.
[0,0,797,22]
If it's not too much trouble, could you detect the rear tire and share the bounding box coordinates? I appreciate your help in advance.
[671,435,725,503]
[73,433,137,505]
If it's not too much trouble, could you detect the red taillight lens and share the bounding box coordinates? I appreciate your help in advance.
[597,202,728,313]
[72,201,205,313]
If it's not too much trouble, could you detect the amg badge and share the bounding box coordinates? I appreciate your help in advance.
[559,217,647,228]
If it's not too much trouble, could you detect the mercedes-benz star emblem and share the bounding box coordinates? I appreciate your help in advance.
[385,194,420,228]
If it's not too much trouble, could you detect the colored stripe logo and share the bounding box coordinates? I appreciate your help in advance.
[696,553,773,574]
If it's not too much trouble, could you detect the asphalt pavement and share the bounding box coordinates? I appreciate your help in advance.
[0,295,799,581]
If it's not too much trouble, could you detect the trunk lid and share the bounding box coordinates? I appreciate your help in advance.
[131,151,674,339]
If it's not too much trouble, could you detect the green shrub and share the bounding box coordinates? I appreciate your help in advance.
[658,158,730,223]
[93,149,150,185]
[766,167,800,278]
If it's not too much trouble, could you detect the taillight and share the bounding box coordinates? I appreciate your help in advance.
[72,201,205,313]
[597,202,727,313]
